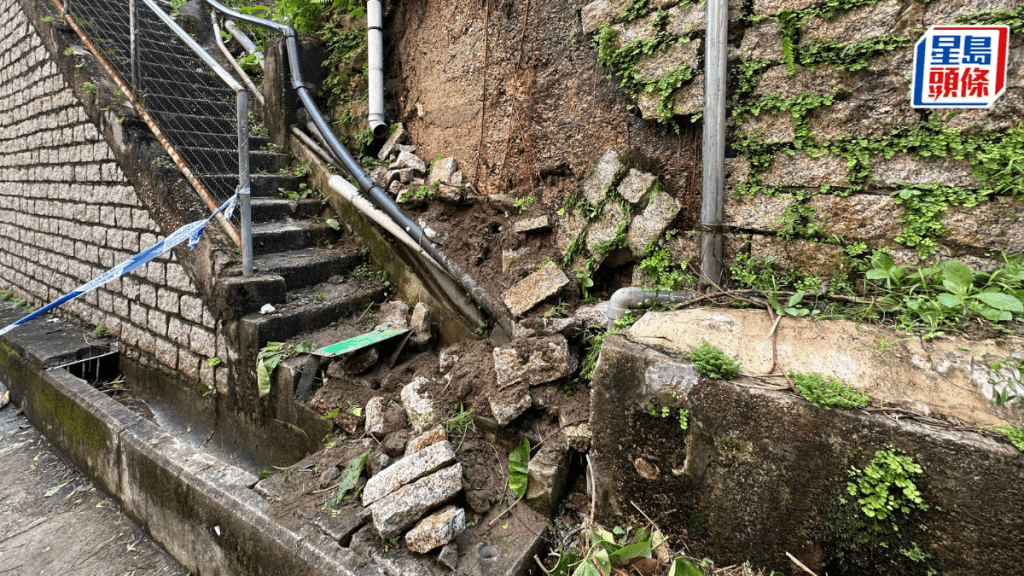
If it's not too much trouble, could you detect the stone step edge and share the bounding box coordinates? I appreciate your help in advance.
[0,327,367,576]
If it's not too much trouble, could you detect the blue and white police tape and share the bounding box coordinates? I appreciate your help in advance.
[0,193,237,338]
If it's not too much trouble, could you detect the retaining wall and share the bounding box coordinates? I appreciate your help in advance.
[578,0,1024,276]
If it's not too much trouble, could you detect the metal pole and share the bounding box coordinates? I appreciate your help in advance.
[237,90,253,277]
[130,0,140,96]
[700,0,728,288]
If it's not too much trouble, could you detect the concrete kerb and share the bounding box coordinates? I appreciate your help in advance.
[0,320,373,575]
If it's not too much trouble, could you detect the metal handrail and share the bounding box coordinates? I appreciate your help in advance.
[132,0,253,277]
[205,0,515,335]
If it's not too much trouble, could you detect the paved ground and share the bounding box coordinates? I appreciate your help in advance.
[0,403,185,576]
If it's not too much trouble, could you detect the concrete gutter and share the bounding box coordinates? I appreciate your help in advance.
[0,306,376,576]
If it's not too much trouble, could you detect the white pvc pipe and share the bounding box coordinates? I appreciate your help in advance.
[366,0,387,138]
[328,175,445,272]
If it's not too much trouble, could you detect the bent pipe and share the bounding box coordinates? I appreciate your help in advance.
[203,0,515,337]
[607,287,697,331]
[366,0,387,138]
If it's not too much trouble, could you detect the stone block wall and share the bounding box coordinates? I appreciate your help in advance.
[581,0,1024,278]
[0,0,228,390]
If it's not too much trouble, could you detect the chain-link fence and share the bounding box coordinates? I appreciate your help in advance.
[64,0,253,273]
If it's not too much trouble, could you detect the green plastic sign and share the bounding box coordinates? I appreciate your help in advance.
[313,328,410,357]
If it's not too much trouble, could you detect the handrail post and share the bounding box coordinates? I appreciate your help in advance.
[237,90,253,277]
[129,0,140,96]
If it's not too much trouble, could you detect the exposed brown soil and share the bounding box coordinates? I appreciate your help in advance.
[385,0,702,219]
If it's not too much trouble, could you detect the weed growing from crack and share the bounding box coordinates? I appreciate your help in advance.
[685,341,741,380]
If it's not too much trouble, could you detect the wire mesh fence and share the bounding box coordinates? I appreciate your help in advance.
[66,0,249,206]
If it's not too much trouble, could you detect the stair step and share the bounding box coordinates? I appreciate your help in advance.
[140,92,236,118]
[138,74,235,103]
[252,221,340,254]
[254,247,365,290]
[152,111,236,136]
[245,280,388,347]
[204,174,304,197]
[172,147,291,175]
[162,131,271,150]
[251,198,324,222]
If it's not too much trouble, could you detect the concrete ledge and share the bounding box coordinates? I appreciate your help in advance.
[589,333,1024,574]
[1,322,374,575]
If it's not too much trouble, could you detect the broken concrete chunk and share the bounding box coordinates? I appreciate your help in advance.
[502,248,528,274]
[582,149,622,205]
[493,335,574,387]
[439,542,459,570]
[405,425,447,456]
[488,382,532,426]
[626,189,680,255]
[555,212,587,254]
[388,179,402,197]
[365,396,387,437]
[428,157,458,185]
[401,376,435,431]
[363,440,457,506]
[368,463,463,539]
[503,261,571,316]
[396,143,417,154]
[513,215,551,233]
[405,506,466,554]
[377,300,411,329]
[436,184,464,203]
[399,168,416,184]
[392,150,427,174]
[526,436,571,513]
[514,316,583,340]
[617,169,658,205]
[409,302,432,350]
[410,302,430,333]
[449,171,465,187]
[383,431,409,457]
[368,450,393,478]
[344,346,379,375]
[438,349,460,374]
[575,301,610,329]
[587,201,628,255]
[377,123,408,161]
[563,423,593,451]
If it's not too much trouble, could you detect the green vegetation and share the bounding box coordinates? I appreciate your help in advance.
[508,438,530,499]
[791,371,870,410]
[256,341,315,397]
[685,341,741,380]
[987,357,1024,406]
[91,324,111,338]
[593,13,698,130]
[324,449,369,512]
[636,244,693,291]
[988,426,1024,452]
[807,448,935,576]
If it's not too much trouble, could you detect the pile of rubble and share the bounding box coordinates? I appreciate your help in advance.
[360,428,465,562]
[371,124,474,209]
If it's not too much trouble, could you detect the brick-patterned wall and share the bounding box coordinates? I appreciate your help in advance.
[0,0,226,390]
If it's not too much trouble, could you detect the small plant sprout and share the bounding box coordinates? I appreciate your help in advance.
[685,341,741,380]
[790,371,870,410]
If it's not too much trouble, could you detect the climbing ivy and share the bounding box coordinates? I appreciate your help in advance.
[955,3,1024,34]
[798,34,914,72]
[891,183,992,257]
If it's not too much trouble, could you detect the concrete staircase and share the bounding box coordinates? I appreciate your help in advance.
[67,0,387,404]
